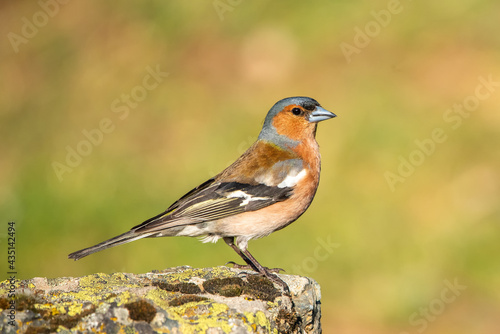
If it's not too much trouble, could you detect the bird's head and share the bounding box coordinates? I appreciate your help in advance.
[258,96,336,148]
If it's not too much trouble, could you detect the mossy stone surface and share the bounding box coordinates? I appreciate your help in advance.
[0,266,321,333]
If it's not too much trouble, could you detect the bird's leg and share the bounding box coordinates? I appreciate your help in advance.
[240,247,290,294]
[224,237,290,294]
[223,237,258,271]
[223,237,284,273]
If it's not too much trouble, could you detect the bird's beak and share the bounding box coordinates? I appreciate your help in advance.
[308,106,337,123]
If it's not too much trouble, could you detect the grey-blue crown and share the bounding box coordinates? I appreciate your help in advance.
[261,97,320,128]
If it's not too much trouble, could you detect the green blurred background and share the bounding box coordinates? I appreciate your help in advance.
[1,0,500,332]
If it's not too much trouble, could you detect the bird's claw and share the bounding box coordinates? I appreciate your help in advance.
[266,274,291,295]
[225,261,290,295]
[225,261,285,273]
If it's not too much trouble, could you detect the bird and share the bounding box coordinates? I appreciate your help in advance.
[69,96,336,293]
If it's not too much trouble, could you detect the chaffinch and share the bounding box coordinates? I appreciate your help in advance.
[69,96,336,293]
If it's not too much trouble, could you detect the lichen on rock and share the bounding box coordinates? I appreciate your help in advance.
[0,266,321,333]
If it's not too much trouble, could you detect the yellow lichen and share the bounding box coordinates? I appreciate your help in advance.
[243,310,272,332]
[162,267,235,283]
[34,301,85,317]
[66,303,84,317]
[55,273,141,306]
[166,300,233,333]
[144,288,172,310]
[108,290,133,306]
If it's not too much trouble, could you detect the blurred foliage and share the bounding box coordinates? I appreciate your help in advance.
[1,0,500,333]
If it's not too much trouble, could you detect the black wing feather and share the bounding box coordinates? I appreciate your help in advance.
[133,180,292,233]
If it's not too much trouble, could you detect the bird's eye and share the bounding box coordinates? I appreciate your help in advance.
[291,107,302,116]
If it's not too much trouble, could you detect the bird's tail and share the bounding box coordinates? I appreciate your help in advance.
[68,230,157,260]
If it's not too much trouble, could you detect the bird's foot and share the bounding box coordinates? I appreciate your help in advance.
[225,261,285,273]
[264,271,291,295]
[226,262,290,295]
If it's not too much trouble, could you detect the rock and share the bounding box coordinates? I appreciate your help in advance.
[0,266,321,333]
